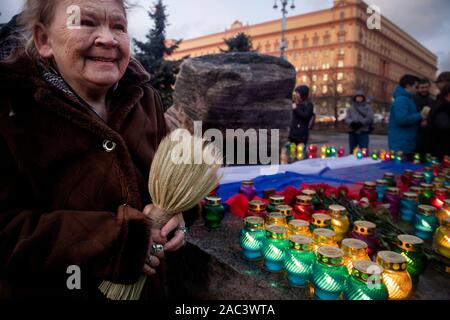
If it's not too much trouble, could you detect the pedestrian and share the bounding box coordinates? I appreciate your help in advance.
[289,85,315,146]
[345,90,374,154]
[388,75,426,158]
[427,85,450,159]
[414,78,435,154]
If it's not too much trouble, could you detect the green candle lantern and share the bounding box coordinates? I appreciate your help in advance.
[311,246,349,300]
[419,183,433,204]
[267,195,285,213]
[423,167,434,184]
[203,196,225,230]
[343,261,389,300]
[394,235,427,284]
[239,216,266,261]
[383,172,396,187]
[262,225,289,272]
[414,205,438,240]
[283,235,316,286]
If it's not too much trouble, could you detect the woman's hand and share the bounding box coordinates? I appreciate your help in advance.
[142,238,161,276]
[142,205,187,253]
[161,213,187,252]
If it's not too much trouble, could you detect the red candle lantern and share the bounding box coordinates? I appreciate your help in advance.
[401,170,414,189]
[308,144,318,159]
[246,200,268,219]
[362,148,368,158]
[442,155,450,168]
[337,147,345,158]
[360,181,378,203]
[293,195,314,222]
[431,189,448,209]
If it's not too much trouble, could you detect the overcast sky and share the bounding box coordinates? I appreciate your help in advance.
[1,0,449,72]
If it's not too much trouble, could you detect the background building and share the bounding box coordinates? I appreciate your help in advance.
[168,0,437,119]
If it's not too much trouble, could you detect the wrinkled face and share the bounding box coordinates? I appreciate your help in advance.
[418,83,430,96]
[37,0,130,91]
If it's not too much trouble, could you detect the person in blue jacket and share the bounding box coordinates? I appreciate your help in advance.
[388,75,426,158]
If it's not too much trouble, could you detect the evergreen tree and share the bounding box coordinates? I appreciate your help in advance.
[134,0,182,111]
[220,32,254,53]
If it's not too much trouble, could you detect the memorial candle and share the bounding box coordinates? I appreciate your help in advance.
[434,217,450,259]
[311,247,348,300]
[283,235,316,286]
[239,216,265,261]
[310,213,332,232]
[246,200,268,219]
[413,205,438,240]
[411,172,424,187]
[394,235,427,285]
[328,205,350,242]
[293,195,314,222]
[276,205,294,223]
[308,144,318,159]
[376,251,412,300]
[239,180,256,200]
[400,192,419,222]
[419,183,433,204]
[343,261,389,301]
[203,196,225,230]
[431,189,447,209]
[383,187,401,221]
[351,220,379,257]
[376,179,388,202]
[267,195,285,213]
[262,225,289,272]
[436,199,450,225]
[383,172,396,187]
[360,181,378,203]
[312,228,338,252]
[341,238,371,274]
[288,219,312,237]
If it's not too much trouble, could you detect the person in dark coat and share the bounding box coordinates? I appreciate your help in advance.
[388,75,425,157]
[414,78,435,154]
[427,85,450,160]
[289,85,314,145]
[0,0,193,300]
[345,90,374,154]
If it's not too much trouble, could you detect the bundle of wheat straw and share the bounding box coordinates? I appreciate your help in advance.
[99,129,223,300]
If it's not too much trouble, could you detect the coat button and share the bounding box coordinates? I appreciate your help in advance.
[103,139,116,152]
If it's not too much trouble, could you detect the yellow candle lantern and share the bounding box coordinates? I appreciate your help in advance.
[434,217,450,259]
[328,204,350,242]
[275,204,294,223]
[341,238,371,273]
[376,251,412,300]
[266,212,287,227]
[312,228,338,252]
[437,199,450,226]
[310,213,332,231]
[288,219,312,237]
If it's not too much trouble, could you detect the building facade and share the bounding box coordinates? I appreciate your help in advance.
[168,0,437,117]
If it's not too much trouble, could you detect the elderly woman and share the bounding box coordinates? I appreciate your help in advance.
[0,0,190,300]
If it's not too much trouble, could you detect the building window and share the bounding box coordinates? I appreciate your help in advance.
[312,85,318,93]
[312,74,318,82]
[340,11,345,20]
[338,48,345,56]
[302,37,309,48]
[323,74,329,82]
[338,35,345,43]
[337,72,344,80]
[265,43,271,52]
[338,60,344,68]
[302,75,308,82]
[323,32,331,45]
[323,50,329,57]
[313,51,319,58]
[337,83,343,94]
[293,37,299,49]
[313,33,319,47]
[293,52,299,60]
[322,85,328,94]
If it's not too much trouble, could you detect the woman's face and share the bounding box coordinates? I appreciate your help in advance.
[355,96,364,103]
[36,0,130,92]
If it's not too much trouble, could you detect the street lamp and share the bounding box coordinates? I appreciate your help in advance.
[273,0,295,59]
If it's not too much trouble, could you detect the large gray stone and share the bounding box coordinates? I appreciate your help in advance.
[165,53,296,164]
